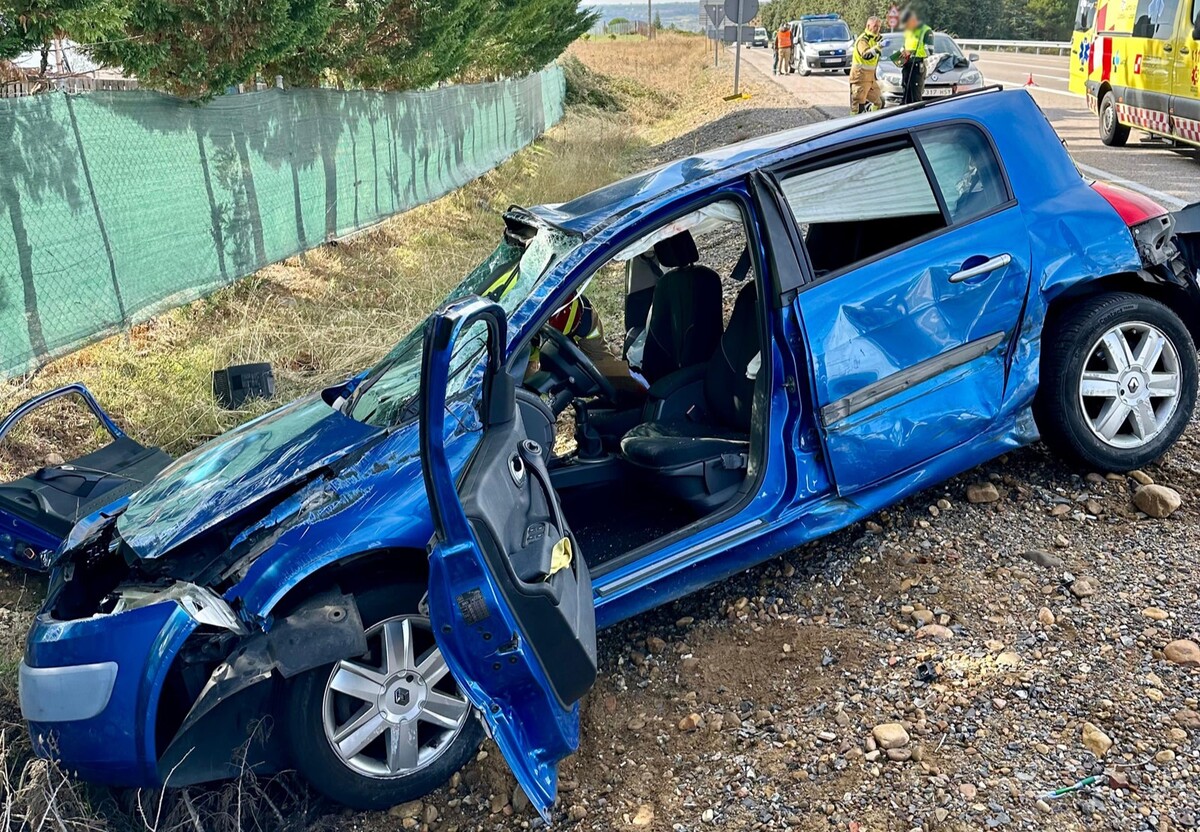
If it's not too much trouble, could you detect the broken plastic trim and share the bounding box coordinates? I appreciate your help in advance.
[115,582,247,633]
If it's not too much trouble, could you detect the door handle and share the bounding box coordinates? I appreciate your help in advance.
[949,253,1012,284]
[1181,46,1191,55]
[1164,43,1173,51]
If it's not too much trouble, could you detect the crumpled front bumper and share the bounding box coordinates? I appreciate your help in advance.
[20,600,198,786]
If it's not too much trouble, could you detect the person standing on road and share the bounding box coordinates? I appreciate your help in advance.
[849,16,884,114]
[899,9,933,105]
[774,24,794,75]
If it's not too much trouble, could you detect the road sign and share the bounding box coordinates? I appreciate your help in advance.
[886,3,900,30]
[723,25,754,43]
[704,2,724,26]
[723,0,757,25]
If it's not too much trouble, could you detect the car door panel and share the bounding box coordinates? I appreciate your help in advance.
[1171,0,1200,142]
[420,296,597,821]
[797,207,1032,494]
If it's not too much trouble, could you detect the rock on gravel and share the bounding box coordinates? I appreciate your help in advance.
[915,623,954,640]
[1082,721,1114,757]
[1133,484,1182,518]
[1021,549,1064,569]
[1070,576,1101,598]
[966,482,1000,503]
[1164,639,1200,667]
[872,723,910,749]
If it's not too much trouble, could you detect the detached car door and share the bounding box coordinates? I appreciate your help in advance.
[777,124,1032,493]
[419,296,597,821]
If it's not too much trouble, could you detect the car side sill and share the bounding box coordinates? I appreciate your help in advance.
[821,331,1006,427]
[595,519,764,596]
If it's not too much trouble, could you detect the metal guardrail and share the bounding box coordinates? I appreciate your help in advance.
[955,39,1072,56]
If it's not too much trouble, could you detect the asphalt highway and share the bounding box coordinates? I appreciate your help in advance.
[734,45,1200,209]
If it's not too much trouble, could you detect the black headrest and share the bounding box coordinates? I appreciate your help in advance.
[654,231,699,269]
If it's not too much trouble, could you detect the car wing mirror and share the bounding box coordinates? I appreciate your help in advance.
[968,52,980,62]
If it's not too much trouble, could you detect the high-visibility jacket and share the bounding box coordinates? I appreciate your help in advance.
[904,24,932,59]
[852,31,882,67]
[775,29,793,49]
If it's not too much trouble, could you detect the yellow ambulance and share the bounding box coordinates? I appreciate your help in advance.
[1069,0,1200,147]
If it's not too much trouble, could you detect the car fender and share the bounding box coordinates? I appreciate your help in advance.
[226,402,481,620]
[1000,179,1146,419]
[156,589,366,785]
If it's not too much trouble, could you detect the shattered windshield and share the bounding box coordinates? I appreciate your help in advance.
[347,221,579,427]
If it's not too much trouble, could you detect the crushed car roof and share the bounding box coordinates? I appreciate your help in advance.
[530,87,1012,235]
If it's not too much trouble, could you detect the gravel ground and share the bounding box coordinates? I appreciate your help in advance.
[333,71,1200,832]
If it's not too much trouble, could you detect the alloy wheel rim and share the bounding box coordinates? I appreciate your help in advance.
[1078,320,1181,449]
[322,615,471,779]
[1103,103,1115,134]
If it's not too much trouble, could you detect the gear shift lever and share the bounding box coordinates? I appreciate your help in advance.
[572,401,604,461]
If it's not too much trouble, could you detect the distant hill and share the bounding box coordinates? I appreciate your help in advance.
[587,2,707,33]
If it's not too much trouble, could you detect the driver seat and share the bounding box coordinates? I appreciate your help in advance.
[637,231,724,384]
[620,281,760,512]
[589,231,723,448]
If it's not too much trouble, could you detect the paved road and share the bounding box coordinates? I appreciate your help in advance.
[734,45,1200,209]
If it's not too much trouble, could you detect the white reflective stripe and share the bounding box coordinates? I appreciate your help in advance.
[19,660,118,722]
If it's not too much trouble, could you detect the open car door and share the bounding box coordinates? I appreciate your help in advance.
[418,296,597,821]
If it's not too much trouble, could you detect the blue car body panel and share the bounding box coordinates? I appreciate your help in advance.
[116,394,382,560]
[17,90,1181,796]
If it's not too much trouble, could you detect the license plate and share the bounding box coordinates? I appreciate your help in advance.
[823,59,842,65]
[924,87,954,97]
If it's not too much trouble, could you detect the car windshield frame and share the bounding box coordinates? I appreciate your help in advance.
[346,216,581,427]
[803,22,852,43]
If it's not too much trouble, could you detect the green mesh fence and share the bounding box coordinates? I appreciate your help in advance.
[0,65,566,378]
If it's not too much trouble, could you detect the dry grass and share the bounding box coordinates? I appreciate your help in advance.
[0,35,720,481]
[0,32,741,830]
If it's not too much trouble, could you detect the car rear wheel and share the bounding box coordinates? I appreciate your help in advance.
[1037,292,1197,472]
[284,588,483,810]
[1100,91,1131,147]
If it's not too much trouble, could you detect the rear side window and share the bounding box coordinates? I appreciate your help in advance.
[779,143,946,276]
[917,125,1009,224]
[1133,0,1180,38]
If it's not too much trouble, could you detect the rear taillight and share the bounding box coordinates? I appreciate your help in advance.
[1091,180,1168,227]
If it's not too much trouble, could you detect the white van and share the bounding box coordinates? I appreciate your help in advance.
[790,14,855,76]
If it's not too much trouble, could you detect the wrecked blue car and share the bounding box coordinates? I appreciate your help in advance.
[12,89,1200,820]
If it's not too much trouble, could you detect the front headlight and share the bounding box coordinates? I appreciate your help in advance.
[958,70,983,85]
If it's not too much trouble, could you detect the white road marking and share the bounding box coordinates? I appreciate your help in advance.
[1075,162,1189,209]
[989,81,1077,98]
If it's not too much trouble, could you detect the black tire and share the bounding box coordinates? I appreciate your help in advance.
[1037,292,1197,471]
[843,67,851,75]
[284,585,484,810]
[1100,91,1131,147]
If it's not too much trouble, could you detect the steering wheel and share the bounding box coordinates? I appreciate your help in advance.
[540,325,619,405]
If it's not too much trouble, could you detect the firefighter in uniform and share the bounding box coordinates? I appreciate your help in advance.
[849,16,884,114]
[899,9,933,105]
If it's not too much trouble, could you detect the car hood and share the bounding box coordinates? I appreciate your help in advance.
[115,393,383,560]
[880,53,971,77]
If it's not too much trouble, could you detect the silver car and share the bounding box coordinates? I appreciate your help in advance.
[876,32,985,103]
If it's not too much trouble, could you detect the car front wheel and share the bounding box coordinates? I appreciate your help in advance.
[1038,292,1197,472]
[284,591,483,810]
